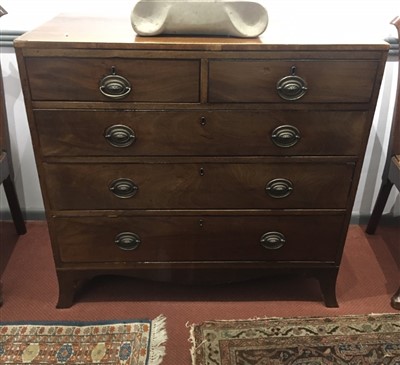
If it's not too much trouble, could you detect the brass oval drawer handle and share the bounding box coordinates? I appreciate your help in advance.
[99,67,131,99]
[276,70,307,101]
[260,232,286,250]
[104,125,136,148]
[109,178,138,198]
[115,232,141,250]
[266,178,293,198]
[276,75,307,100]
[271,125,301,148]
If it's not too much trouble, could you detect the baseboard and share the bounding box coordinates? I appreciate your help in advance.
[0,210,46,221]
[351,214,400,226]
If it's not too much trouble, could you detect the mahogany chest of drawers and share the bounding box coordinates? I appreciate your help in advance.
[14,15,388,307]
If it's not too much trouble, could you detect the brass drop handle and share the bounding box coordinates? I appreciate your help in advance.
[100,66,131,99]
[276,66,307,101]
[104,125,136,148]
[266,178,293,199]
[271,125,301,148]
[260,232,286,250]
[109,178,138,198]
[115,232,141,250]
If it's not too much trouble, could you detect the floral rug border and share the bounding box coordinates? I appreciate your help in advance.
[189,313,400,365]
[0,314,167,365]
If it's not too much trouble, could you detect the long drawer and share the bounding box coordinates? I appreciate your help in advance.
[43,162,354,210]
[209,60,379,103]
[25,57,200,102]
[35,110,368,157]
[54,214,345,263]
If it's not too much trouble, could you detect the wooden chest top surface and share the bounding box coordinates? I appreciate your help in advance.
[14,14,389,52]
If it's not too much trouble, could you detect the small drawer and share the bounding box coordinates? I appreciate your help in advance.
[43,161,354,210]
[54,214,345,263]
[208,60,379,103]
[25,57,200,102]
[35,110,368,157]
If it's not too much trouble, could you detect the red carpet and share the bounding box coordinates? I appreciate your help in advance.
[0,221,399,365]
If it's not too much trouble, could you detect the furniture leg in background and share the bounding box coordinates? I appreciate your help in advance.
[0,6,27,305]
[366,16,400,310]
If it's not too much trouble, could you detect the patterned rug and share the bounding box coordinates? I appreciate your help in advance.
[0,315,166,364]
[190,313,400,365]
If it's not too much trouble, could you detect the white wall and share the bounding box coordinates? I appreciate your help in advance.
[0,0,399,218]
[356,60,399,218]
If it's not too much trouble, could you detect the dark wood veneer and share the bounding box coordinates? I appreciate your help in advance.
[14,15,388,308]
[35,110,368,157]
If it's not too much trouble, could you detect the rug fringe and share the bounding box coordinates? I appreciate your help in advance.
[188,322,203,365]
[148,315,168,365]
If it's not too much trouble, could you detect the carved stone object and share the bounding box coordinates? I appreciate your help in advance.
[131,0,268,38]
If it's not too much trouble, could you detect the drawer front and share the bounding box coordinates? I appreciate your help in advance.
[25,57,200,102]
[35,110,367,157]
[54,215,345,263]
[209,60,379,103]
[44,162,354,210]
